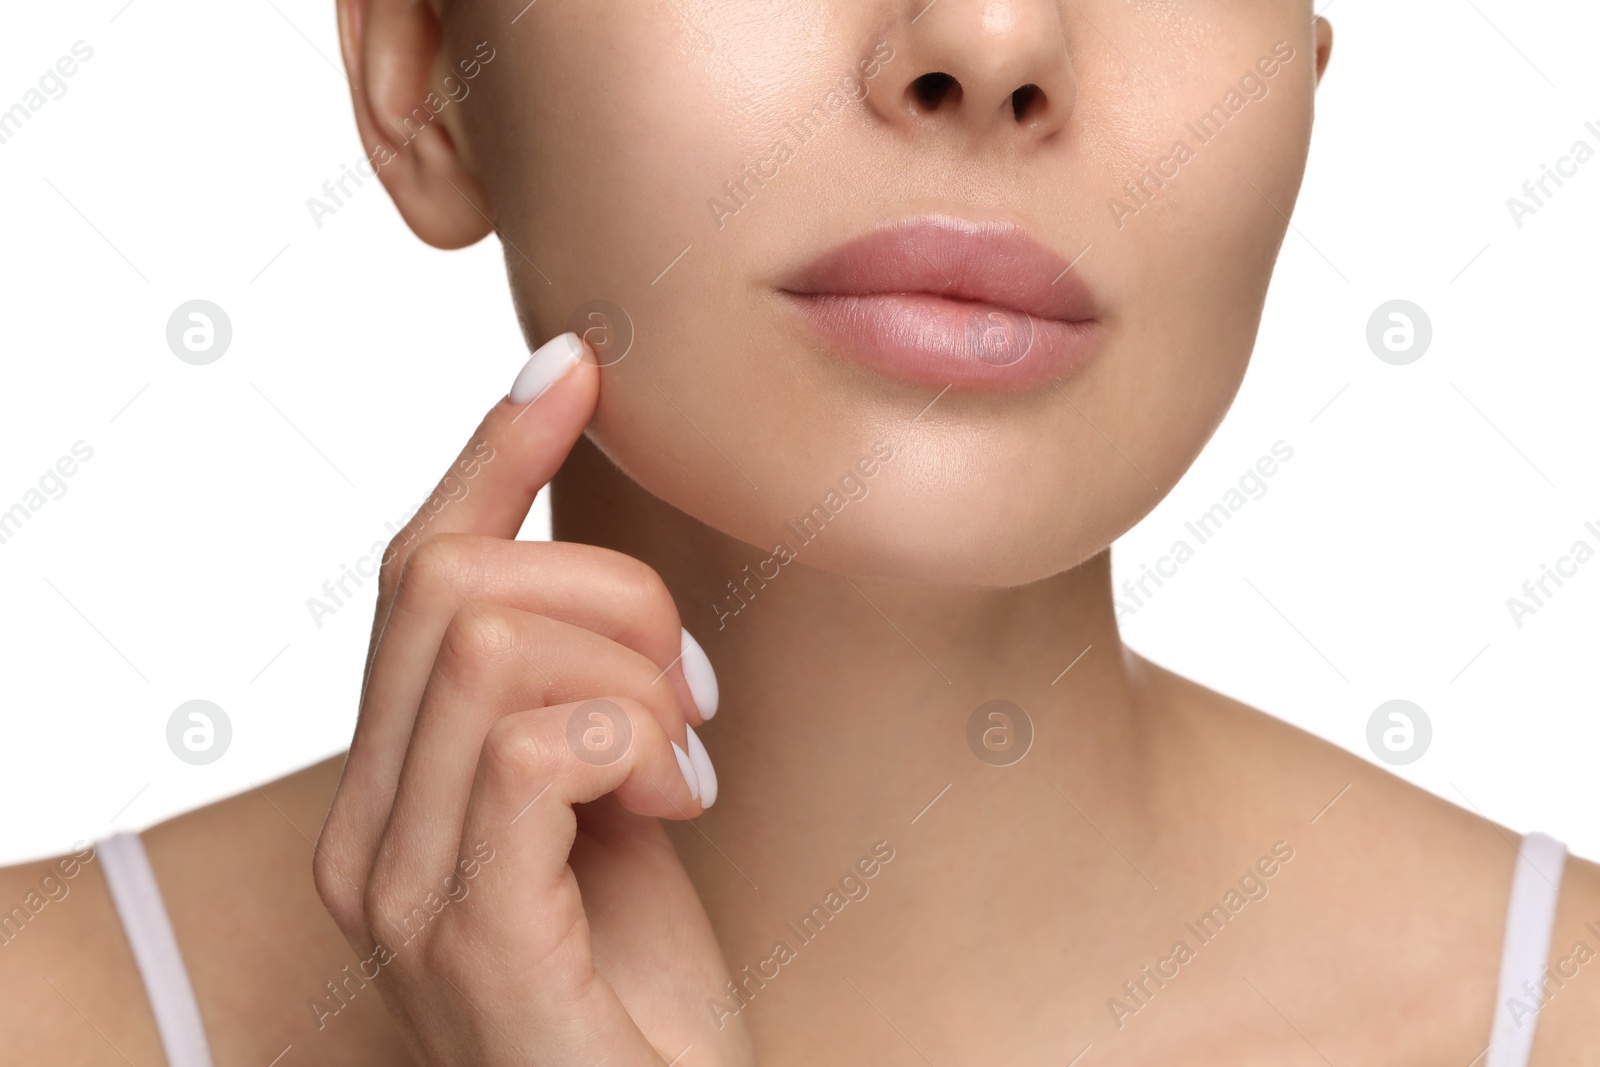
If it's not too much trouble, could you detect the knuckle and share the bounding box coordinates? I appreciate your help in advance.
[361,875,416,951]
[393,534,478,612]
[375,531,414,603]
[618,555,680,630]
[312,833,361,930]
[436,604,522,682]
[482,711,565,787]
[398,536,457,604]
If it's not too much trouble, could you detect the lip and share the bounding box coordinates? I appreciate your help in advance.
[779,216,1100,390]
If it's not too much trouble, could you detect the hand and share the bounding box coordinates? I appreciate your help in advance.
[313,333,753,1066]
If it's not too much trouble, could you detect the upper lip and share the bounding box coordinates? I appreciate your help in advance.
[781,215,1095,323]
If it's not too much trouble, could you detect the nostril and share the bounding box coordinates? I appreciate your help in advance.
[1010,84,1045,123]
[910,72,961,112]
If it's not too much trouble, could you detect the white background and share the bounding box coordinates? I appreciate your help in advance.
[0,0,1594,865]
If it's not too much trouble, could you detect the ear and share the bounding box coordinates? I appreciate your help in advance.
[336,0,493,249]
[1312,16,1334,86]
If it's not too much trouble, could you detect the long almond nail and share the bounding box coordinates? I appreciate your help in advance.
[685,725,717,808]
[508,332,583,405]
[680,628,720,720]
[671,741,701,804]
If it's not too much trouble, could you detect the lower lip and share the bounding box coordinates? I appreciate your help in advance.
[783,292,1100,390]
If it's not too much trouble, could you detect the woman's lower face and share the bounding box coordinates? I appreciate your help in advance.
[446,0,1319,587]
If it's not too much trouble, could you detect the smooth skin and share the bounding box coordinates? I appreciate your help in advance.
[3,0,1599,1064]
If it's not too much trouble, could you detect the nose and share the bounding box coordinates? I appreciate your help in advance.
[868,0,1077,144]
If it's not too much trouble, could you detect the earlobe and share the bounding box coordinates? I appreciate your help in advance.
[336,0,493,250]
[1313,17,1334,86]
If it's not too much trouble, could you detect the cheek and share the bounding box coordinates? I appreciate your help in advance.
[468,5,890,548]
[1072,27,1315,473]
[467,2,852,476]
[468,2,837,341]
[476,52,729,336]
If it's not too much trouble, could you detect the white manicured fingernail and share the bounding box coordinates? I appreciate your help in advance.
[680,628,719,720]
[508,332,583,405]
[672,741,700,803]
[685,725,717,808]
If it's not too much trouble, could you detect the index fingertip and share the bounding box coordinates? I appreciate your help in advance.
[508,331,586,406]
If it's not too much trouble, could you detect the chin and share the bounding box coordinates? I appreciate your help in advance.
[799,468,1161,588]
[593,399,1165,589]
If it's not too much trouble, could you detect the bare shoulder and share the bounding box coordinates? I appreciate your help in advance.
[1530,854,1600,1065]
[1134,655,1592,1064]
[0,758,413,1065]
[0,843,165,1065]
[1136,652,1521,862]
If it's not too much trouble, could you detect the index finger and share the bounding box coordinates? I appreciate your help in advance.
[371,331,595,631]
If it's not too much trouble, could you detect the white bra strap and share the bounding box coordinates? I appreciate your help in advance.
[1486,831,1567,1067]
[98,833,216,1067]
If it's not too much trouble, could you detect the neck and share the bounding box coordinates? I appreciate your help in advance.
[551,435,1161,933]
